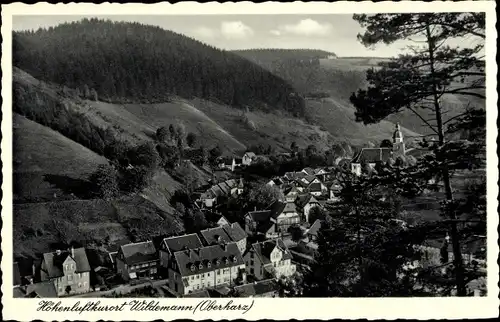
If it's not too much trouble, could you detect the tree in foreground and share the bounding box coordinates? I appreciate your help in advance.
[350,12,485,296]
[89,164,120,200]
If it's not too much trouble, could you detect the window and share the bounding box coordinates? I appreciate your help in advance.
[65,265,69,270]
[217,270,221,275]
[197,275,200,279]
[191,276,194,280]
[78,283,82,288]
[207,272,210,277]
[68,274,73,281]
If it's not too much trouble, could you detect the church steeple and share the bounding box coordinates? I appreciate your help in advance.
[393,123,403,143]
[392,123,405,155]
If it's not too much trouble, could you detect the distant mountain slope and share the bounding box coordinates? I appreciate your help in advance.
[233,48,337,67]
[233,50,484,137]
[13,18,304,116]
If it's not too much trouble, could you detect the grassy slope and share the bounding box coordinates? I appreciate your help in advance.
[13,113,109,203]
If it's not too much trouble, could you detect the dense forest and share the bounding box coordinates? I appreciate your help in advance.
[13,18,305,116]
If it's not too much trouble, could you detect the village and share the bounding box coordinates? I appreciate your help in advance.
[13,123,487,298]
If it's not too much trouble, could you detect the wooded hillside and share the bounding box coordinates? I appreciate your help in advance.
[13,18,305,116]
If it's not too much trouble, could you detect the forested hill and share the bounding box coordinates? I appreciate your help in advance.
[233,48,336,62]
[13,18,305,117]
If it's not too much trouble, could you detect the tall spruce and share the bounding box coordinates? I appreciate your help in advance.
[350,13,485,295]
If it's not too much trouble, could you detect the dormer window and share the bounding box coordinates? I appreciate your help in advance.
[199,263,203,269]
[233,256,237,263]
[216,259,221,265]
[207,262,212,268]
[225,258,230,264]
[190,264,196,272]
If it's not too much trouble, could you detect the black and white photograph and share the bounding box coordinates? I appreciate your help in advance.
[1,1,498,320]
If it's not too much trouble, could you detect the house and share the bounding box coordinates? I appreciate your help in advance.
[267,201,301,233]
[242,152,257,166]
[199,190,217,208]
[284,186,301,203]
[295,194,321,223]
[218,157,241,172]
[302,175,317,185]
[351,123,405,176]
[40,247,91,296]
[307,181,327,197]
[301,167,315,176]
[266,177,284,189]
[306,220,322,243]
[159,234,204,270]
[327,181,342,202]
[222,223,248,255]
[24,281,58,298]
[234,279,279,297]
[200,227,233,246]
[198,179,244,208]
[216,215,231,227]
[167,242,246,296]
[243,238,296,280]
[183,289,211,298]
[116,241,159,281]
[244,210,277,238]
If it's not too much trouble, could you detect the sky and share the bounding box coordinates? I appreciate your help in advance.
[11,14,415,57]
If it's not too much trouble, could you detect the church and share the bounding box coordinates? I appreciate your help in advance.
[351,123,406,176]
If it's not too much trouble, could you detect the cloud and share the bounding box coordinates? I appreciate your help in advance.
[270,29,282,36]
[277,19,333,37]
[192,26,217,39]
[220,21,254,39]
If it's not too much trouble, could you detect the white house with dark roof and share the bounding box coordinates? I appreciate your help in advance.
[168,242,245,295]
[116,241,159,281]
[40,247,91,296]
[242,152,257,166]
[243,238,296,280]
[295,194,321,223]
[222,222,248,254]
[351,123,405,176]
[159,233,203,270]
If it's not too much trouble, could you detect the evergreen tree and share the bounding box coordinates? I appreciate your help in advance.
[350,13,486,295]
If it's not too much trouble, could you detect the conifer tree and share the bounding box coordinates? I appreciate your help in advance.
[350,13,486,295]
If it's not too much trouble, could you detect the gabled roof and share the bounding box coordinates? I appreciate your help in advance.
[302,167,315,176]
[308,182,323,192]
[308,220,322,237]
[256,221,276,235]
[234,279,278,297]
[163,234,204,255]
[222,222,247,242]
[304,175,316,183]
[268,201,298,219]
[352,148,393,164]
[295,194,319,208]
[200,227,232,246]
[173,242,244,277]
[244,152,256,158]
[246,210,272,222]
[251,238,293,265]
[217,182,230,195]
[285,186,300,195]
[26,281,57,298]
[120,241,157,265]
[42,248,91,278]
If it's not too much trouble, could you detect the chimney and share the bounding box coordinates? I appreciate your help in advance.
[254,206,257,212]
[71,246,75,258]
